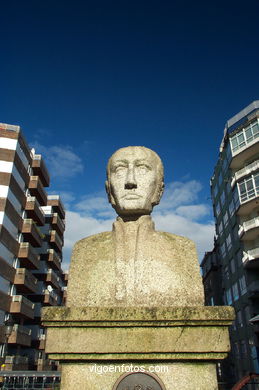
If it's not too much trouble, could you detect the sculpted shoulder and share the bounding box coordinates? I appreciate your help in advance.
[155,231,198,255]
[72,232,113,258]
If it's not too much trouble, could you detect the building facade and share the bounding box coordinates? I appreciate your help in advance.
[201,101,259,387]
[0,123,66,371]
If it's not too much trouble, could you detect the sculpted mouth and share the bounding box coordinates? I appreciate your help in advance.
[123,194,142,200]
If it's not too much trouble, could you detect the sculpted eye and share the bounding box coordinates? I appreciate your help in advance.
[115,165,127,174]
[136,164,150,174]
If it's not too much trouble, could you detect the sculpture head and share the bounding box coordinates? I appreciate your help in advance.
[106,146,164,218]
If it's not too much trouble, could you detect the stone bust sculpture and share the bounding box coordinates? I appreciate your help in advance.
[67,146,204,307]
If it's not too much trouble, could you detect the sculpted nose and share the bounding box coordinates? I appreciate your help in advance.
[125,168,137,189]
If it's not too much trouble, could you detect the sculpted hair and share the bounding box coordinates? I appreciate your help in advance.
[106,146,164,206]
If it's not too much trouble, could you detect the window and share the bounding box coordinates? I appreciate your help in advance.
[233,187,240,209]
[239,275,247,295]
[223,211,229,227]
[236,250,243,266]
[238,172,259,203]
[229,199,235,216]
[226,181,232,195]
[218,221,224,236]
[234,342,240,359]
[226,233,232,252]
[212,183,219,199]
[224,265,230,280]
[210,296,215,306]
[220,190,226,206]
[215,201,221,217]
[236,310,243,327]
[222,157,228,173]
[240,341,247,358]
[220,243,226,258]
[230,119,259,154]
[218,172,223,186]
[230,132,245,152]
[226,288,232,305]
[230,258,235,273]
[244,306,251,323]
[232,282,239,301]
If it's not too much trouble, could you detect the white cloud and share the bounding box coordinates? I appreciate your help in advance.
[62,210,113,269]
[75,192,116,219]
[157,180,203,211]
[62,179,215,269]
[32,142,84,179]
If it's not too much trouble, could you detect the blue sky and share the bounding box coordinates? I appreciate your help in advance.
[1,1,259,268]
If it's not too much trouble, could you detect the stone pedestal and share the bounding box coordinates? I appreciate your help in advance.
[42,306,234,390]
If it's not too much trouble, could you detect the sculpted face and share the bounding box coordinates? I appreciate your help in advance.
[106,146,164,217]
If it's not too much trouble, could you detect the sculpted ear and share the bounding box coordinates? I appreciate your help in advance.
[152,181,164,206]
[105,180,115,205]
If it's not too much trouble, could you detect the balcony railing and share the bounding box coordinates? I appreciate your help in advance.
[238,217,259,240]
[43,289,59,306]
[231,160,259,188]
[10,295,35,319]
[14,268,38,294]
[18,242,40,269]
[32,154,50,187]
[46,269,60,289]
[22,219,43,247]
[47,195,65,219]
[29,176,47,205]
[25,196,45,226]
[8,324,32,347]
[49,230,63,253]
[242,248,259,269]
[52,213,65,235]
[5,355,28,364]
[45,249,61,270]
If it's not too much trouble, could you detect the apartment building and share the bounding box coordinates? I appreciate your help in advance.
[0,122,66,371]
[201,101,259,386]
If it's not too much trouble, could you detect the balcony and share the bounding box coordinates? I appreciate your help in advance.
[18,242,40,269]
[46,269,60,289]
[230,135,259,170]
[25,196,44,226]
[239,217,259,241]
[7,324,31,346]
[14,268,38,294]
[47,195,65,219]
[63,271,68,283]
[52,213,65,236]
[31,154,50,187]
[43,289,59,306]
[10,295,35,319]
[22,219,42,247]
[28,176,47,206]
[242,248,259,269]
[49,230,63,253]
[45,249,61,270]
[236,185,259,216]
[38,334,46,350]
[231,160,259,188]
[4,355,28,371]
[31,333,46,349]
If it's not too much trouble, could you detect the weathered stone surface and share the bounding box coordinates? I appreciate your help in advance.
[42,306,234,361]
[60,362,218,390]
[67,222,204,307]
